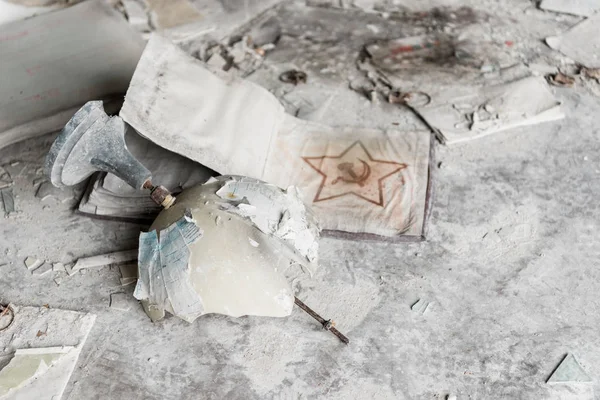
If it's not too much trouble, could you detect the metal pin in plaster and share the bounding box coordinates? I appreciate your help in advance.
[294,297,349,345]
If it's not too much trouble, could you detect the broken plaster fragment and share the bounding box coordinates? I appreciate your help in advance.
[215,177,319,267]
[0,306,96,400]
[411,299,431,314]
[72,249,137,272]
[122,0,149,32]
[0,166,12,190]
[32,263,52,276]
[547,353,592,383]
[0,347,74,397]
[52,263,66,273]
[1,188,15,214]
[24,257,43,271]
[119,263,137,286]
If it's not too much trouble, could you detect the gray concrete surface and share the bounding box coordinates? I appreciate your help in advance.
[1,0,600,399]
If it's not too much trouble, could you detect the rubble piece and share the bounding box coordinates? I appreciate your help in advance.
[0,166,11,189]
[582,68,600,81]
[0,347,73,397]
[52,263,66,273]
[547,72,576,87]
[547,353,592,383]
[120,277,137,286]
[64,263,77,277]
[0,305,95,400]
[119,263,138,286]
[539,0,600,17]
[411,76,564,145]
[0,0,145,150]
[215,177,319,264]
[1,188,15,214]
[53,277,62,286]
[546,14,600,69]
[72,249,137,272]
[109,293,132,312]
[24,257,43,271]
[146,0,202,30]
[411,299,430,314]
[122,0,149,32]
[280,70,307,85]
[206,52,230,71]
[31,263,52,276]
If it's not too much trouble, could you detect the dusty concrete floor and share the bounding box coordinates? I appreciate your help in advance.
[1,1,600,399]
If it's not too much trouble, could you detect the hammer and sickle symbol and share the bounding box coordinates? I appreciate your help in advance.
[332,159,371,187]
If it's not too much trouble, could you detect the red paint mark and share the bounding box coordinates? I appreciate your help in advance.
[26,65,43,76]
[505,40,514,47]
[390,40,441,56]
[0,30,28,43]
[24,88,61,102]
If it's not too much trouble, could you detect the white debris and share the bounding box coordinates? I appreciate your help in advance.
[540,0,600,17]
[215,178,320,266]
[547,353,592,383]
[64,264,77,277]
[411,299,431,314]
[52,263,66,273]
[0,306,95,400]
[72,249,137,272]
[248,238,260,247]
[122,0,150,32]
[119,263,138,286]
[31,263,52,276]
[411,76,564,145]
[546,13,600,69]
[23,257,42,271]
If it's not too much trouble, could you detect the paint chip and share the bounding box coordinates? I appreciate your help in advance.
[24,257,43,271]
[32,263,52,276]
[1,188,15,214]
[547,353,592,383]
[411,298,430,314]
[52,263,66,273]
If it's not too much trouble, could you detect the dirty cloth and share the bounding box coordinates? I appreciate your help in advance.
[119,35,431,240]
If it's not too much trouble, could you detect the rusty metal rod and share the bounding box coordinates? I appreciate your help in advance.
[294,296,349,345]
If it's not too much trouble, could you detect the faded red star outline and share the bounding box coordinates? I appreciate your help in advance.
[302,141,407,207]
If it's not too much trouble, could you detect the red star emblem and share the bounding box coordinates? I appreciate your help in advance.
[302,141,407,207]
